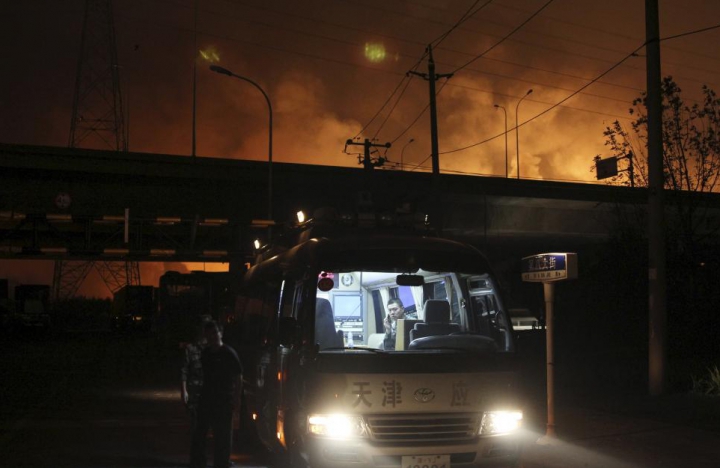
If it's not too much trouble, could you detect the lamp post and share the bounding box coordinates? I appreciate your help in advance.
[494,104,508,178]
[515,89,533,179]
[210,65,273,220]
[400,138,415,171]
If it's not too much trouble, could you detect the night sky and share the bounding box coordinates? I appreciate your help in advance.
[3,0,720,179]
[2,0,720,296]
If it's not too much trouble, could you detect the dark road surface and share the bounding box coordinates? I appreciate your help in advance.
[2,331,719,468]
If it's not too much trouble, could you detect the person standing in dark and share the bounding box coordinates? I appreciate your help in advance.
[190,320,243,468]
[181,324,205,434]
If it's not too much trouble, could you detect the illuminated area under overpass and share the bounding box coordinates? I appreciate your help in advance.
[2,143,720,266]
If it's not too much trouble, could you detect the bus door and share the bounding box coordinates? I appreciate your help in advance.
[238,278,282,447]
[275,277,312,450]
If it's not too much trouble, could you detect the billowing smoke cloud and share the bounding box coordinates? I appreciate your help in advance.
[3,1,719,300]
[230,69,363,166]
[3,0,715,181]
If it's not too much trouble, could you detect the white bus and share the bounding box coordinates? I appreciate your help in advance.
[232,222,526,468]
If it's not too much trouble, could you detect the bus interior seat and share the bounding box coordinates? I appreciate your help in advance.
[410,299,461,341]
[315,298,344,350]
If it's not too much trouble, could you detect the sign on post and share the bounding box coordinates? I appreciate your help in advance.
[521,253,577,282]
[596,157,618,180]
[521,252,577,443]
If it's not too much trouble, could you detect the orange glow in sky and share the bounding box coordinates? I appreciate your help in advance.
[3,1,719,184]
[2,1,720,294]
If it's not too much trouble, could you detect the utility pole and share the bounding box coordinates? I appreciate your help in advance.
[408,44,453,175]
[346,138,391,171]
[646,0,667,396]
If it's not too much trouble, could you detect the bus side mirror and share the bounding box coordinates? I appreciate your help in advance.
[279,316,299,346]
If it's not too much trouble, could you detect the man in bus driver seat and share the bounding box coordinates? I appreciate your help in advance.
[382,298,417,350]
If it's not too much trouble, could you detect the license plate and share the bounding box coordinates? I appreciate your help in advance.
[401,454,450,468]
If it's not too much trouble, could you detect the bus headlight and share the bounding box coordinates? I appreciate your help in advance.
[307,414,367,439]
[479,411,523,435]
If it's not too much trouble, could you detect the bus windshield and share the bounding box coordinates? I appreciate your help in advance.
[314,269,513,353]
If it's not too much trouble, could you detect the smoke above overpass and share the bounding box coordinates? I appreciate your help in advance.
[2,1,719,184]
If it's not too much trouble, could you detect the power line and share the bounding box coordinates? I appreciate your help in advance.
[217,0,647,96]
[372,74,415,140]
[391,0,558,145]
[439,21,720,157]
[335,0,720,90]
[445,82,633,120]
[446,51,644,94]
[408,154,432,172]
[448,63,636,105]
[212,0,483,140]
[160,0,538,142]
[115,11,413,75]
[115,1,720,181]
[359,0,492,141]
[115,7,640,125]
[662,22,720,41]
[430,0,490,48]
[197,0,720,99]
[147,0,656,107]
[334,0,632,68]
[332,0,644,72]
[440,42,645,156]
[355,74,414,139]
[391,80,450,145]
[115,4,718,149]
[483,0,720,71]
[451,0,555,74]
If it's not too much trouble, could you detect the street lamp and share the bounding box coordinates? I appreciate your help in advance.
[400,138,415,171]
[493,104,508,178]
[515,89,533,179]
[209,65,273,220]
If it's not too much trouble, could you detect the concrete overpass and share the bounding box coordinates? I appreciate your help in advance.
[1,143,717,265]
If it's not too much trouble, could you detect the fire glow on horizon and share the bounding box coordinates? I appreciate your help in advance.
[2,2,720,182]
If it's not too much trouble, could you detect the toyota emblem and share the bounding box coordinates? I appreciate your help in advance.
[413,388,435,403]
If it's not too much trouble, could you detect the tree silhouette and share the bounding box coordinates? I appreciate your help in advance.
[596,76,720,263]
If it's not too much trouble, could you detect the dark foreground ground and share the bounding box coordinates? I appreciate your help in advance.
[1,330,719,468]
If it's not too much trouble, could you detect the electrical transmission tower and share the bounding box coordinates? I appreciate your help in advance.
[69,0,127,151]
[55,0,139,301]
[53,261,142,301]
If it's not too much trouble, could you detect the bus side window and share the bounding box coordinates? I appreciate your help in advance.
[279,280,295,318]
[472,294,508,349]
